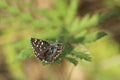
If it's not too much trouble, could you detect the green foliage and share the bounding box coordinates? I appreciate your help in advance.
[14,0,92,65]
[1,0,120,80]
[3,44,24,80]
[15,0,120,65]
[8,7,21,16]
[19,13,33,22]
[1,0,120,66]
[0,0,7,9]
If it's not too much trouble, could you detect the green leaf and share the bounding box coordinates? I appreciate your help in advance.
[89,13,99,26]
[69,18,80,32]
[55,0,68,17]
[64,0,79,26]
[99,8,120,23]
[74,30,87,38]
[78,14,99,31]
[65,57,78,66]
[84,31,107,43]
[31,29,60,39]
[38,9,61,23]
[79,14,90,29]
[96,32,108,39]
[15,48,33,63]
[71,52,91,61]
[69,14,100,33]
[71,47,92,61]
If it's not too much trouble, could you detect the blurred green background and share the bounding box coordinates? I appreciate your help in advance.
[0,0,120,80]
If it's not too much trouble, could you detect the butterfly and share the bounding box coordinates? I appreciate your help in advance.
[30,38,64,63]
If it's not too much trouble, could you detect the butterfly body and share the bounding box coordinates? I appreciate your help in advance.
[31,38,64,62]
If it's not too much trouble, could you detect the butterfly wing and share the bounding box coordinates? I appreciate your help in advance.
[45,43,64,62]
[31,38,49,61]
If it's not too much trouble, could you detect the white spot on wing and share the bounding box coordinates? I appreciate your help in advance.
[44,61,47,63]
[35,39,37,43]
[36,45,39,47]
[42,59,45,62]
[32,42,35,46]
[41,42,43,45]
[57,50,60,52]
[40,49,42,51]
[34,51,37,54]
[34,55,37,57]
[40,46,41,48]
[43,47,46,49]
[36,53,40,56]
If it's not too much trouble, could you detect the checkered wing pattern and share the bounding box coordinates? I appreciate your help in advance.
[31,38,49,61]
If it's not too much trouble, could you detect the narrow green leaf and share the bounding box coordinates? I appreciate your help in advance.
[71,14,99,33]
[71,47,91,61]
[38,9,61,23]
[64,0,79,26]
[89,13,99,25]
[55,0,68,16]
[99,8,120,23]
[84,31,107,43]
[79,14,90,29]
[71,52,91,61]
[15,48,33,63]
[31,29,60,39]
[65,57,78,66]
[96,32,108,39]
[69,18,80,32]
